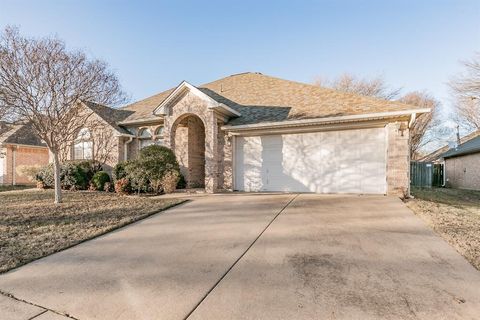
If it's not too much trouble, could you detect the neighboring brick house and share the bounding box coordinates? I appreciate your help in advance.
[80,72,429,196]
[441,133,480,190]
[0,122,49,185]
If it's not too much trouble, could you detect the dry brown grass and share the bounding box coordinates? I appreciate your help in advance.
[406,187,480,270]
[0,189,184,273]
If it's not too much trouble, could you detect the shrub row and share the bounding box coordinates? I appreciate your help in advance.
[33,145,183,195]
[35,160,110,191]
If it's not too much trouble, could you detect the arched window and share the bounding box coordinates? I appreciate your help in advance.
[138,128,154,149]
[74,128,93,160]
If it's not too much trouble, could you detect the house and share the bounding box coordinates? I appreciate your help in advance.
[441,133,480,190]
[73,72,429,196]
[0,122,49,185]
[419,130,480,163]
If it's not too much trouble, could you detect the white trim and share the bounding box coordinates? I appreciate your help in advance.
[117,118,163,126]
[409,113,417,128]
[152,81,241,117]
[0,143,47,149]
[222,109,430,132]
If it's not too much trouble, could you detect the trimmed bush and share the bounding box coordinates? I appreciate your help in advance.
[75,160,103,183]
[176,172,186,189]
[123,145,181,194]
[35,164,55,188]
[114,178,131,194]
[61,162,87,190]
[35,163,88,190]
[91,171,111,191]
[112,162,128,181]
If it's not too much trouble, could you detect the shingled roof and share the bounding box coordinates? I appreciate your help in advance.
[121,72,422,125]
[0,122,46,147]
[419,130,480,162]
[82,101,134,135]
[442,133,480,159]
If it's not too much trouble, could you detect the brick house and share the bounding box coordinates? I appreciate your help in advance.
[0,122,49,185]
[71,72,428,196]
[441,133,480,190]
[1,73,431,195]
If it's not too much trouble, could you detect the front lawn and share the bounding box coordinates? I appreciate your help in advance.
[406,187,480,270]
[0,185,32,192]
[0,190,184,273]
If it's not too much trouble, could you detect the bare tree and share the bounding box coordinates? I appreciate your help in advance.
[450,53,480,130]
[398,91,440,159]
[315,73,439,158]
[0,26,127,203]
[314,73,402,100]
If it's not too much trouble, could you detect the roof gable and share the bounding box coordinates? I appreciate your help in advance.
[152,81,240,118]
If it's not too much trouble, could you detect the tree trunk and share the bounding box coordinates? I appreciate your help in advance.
[52,151,63,204]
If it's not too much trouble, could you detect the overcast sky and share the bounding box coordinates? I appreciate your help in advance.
[1,0,479,108]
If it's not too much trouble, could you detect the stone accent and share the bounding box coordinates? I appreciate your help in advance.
[445,153,480,190]
[386,122,410,197]
[163,91,227,193]
[2,145,49,185]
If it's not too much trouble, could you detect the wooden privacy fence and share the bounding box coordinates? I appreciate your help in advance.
[410,161,444,187]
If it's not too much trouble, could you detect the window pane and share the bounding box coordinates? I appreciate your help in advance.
[155,126,164,136]
[84,141,93,159]
[77,128,91,140]
[140,139,154,149]
[74,143,83,159]
[139,128,152,138]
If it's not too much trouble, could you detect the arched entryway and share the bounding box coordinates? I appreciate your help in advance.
[171,114,206,188]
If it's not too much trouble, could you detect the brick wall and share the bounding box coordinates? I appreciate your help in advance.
[2,145,49,185]
[386,122,410,197]
[445,153,480,190]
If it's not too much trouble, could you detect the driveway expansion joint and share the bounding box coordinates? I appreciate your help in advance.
[0,289,78,320]
[183,193,299,320]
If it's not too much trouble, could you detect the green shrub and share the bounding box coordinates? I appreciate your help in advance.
[75,160,103,183]
[35,163,87,190]
[112,162,128,181]
[91,171,111,191]
[35,164,55,188]
[61,162,87,190]
[123,145,181,194]
[176,172,186,189]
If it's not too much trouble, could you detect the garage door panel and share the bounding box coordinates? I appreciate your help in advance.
[235,127,386,194]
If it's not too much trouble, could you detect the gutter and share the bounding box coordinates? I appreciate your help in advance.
[222,108,431,132]
[118,118,164,126]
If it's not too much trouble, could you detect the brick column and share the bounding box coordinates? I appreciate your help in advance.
[386,122,410,197]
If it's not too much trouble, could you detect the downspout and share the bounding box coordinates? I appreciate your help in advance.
[124,137,133,161]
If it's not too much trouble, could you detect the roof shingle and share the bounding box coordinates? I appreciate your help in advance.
[121,72,421,125]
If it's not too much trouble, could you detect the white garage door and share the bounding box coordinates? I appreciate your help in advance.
[234,127,386,194]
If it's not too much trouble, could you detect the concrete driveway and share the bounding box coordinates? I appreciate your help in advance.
[1,194,479,320]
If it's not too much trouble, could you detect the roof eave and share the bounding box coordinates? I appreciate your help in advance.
[222,108,430,132]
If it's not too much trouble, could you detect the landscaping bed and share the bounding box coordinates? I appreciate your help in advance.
[406,187,480,270]
[0,189,184,273]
